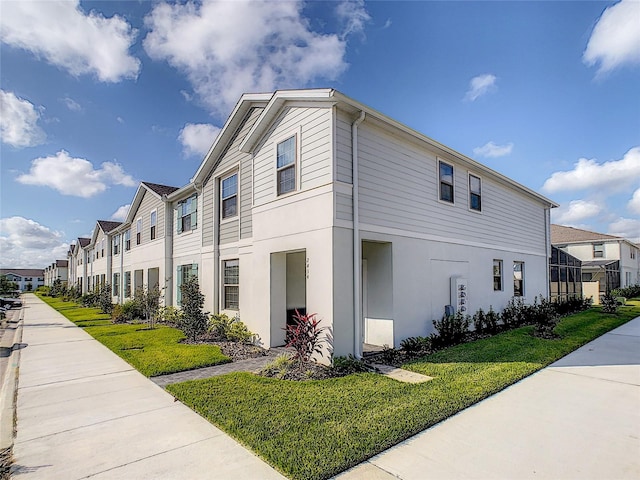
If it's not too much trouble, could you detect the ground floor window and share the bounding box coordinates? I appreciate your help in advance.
[124,271,131,298]
[223,259,239,310]
[176,264,198,306]
[493,259,502,291]
[513,261,524,297]
[113,273,120,296]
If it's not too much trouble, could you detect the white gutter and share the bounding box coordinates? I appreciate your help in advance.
[352,111,365,358]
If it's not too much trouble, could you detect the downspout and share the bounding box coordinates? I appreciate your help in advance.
[352,111,366,358]
[545,207,551,298]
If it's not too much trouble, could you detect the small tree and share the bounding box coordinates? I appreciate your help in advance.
[135,285,162,329]
[0,275,18,295]
[284,310,326,368]
[179,275,208,341]
[97,283,113,315]
[50,278,64,297]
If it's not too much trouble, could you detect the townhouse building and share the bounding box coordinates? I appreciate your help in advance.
[0,269,45,292]
[85,221,121,293]
[551,224,640,295]
[61,89,558,358]
[67,237,90,292]
[43,260,68,287]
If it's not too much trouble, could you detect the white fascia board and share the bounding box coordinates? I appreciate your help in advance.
[191,93,272,185]
[166,182,197,203]
[238,89,335,153]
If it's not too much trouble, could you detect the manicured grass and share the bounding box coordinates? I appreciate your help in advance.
[167,301,640,480]
[37,295,231,376]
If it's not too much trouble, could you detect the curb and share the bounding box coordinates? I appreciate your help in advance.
[0,309,24,451]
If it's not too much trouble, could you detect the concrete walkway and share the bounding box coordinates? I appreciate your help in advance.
[336,317,640,480]
[10,294,285,479]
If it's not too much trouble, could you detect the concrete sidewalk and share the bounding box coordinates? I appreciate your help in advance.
[10,294,285,479]
[336,317,640,480]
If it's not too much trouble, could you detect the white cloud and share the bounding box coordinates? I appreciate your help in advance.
[116,116,124,124]
[143,0,367,114]
[583,0,640,76]
[542,147,640,193]
[464,74,497,101]
[63,96,82,112]
[336,0,371,39]
[0,0,140,82]
[473,141,513,158]
[608,217,640,243]
[0,216,69,268]
[0,90,46,148]
[16,150,137,198]
[552,200,603,225]
[179,123,221,158]
[110,204,130,221]
[628,188,640,215]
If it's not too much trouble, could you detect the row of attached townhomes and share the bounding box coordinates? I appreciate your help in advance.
[43,260,68,287]
[63,89,560,358]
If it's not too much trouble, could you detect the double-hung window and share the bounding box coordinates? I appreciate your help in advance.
[150,211,157,240]
[221,173,238,219]
[124,229,131,251]
[593,244,604,258]
[493,260,503,291]
[112,235,120,255]
[176,263,198,306]
[513,261,525,297]
[124,271,131,298]
[100,239,105,257]
[277,136,296,195]
[113,273,120,296]
[469,174,482,211]
[439,161,454,203]
[136,218,142,245]
[223,259,239,310]
[177,195,197,233]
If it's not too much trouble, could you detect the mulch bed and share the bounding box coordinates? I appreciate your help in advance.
[181,332,269,362]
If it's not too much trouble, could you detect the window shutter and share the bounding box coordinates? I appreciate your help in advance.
[191,263,198,281]
[191,195,197,229]
[176,266,182,305]
[176,204,183,233]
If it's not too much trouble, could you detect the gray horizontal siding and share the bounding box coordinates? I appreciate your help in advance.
[202,178,214,247]
[357,122,547,253]
[220,220,239,245]
[336,109,353,183]
[336,193,353,221]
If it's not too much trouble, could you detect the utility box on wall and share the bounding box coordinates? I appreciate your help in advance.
[450,276,468,314]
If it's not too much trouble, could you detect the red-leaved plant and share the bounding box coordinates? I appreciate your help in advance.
[285,310,326,368]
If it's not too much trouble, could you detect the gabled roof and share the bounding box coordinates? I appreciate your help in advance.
[55,260,68,267]
[551,224,622,244]
[97,220,121,233]
[234,88,557,209]
[78,237,91,248]
[1,268,44,277]
[142,182,179,197]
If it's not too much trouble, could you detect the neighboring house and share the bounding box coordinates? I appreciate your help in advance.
[186,89,557,358]
[111,182,178,304]
[86,221,121,293]
[67,238,90,292]
[44,260,68,287]
[551,224,640,294]
[549,245,583,303]
[0,269,45,292]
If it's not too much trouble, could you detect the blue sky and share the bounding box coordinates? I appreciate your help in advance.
[1,0,639,268]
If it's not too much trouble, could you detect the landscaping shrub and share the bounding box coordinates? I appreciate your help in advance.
[97,283,113,315]
[208,313,255,343]
[332,355,371,374]
[260,354,296,379]
[529,296,559,338]
[432,311,470,348]
[178,276,208,341]
[484,306,500,334]
[380,344,400,364]
[601,291,618,314]
[500,297,527,329]
[134,285,162,329]
[111,300,143,323]
[612,284,640,299]
[158,306,182,325]
[285,310,326,367]
[400,336,432,356]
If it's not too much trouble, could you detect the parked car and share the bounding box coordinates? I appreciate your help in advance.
[0,297,22,308]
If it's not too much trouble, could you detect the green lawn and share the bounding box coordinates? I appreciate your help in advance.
[38,295,230,376]
[167,301,640,480]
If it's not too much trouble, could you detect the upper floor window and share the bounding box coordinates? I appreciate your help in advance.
[177,194,197,233]
[100,238,105,258]
[277,136,296,195]
[593,244,604,258]
[439,161,454,203]
[221,173,238,219]
[469,174,482,211]
[112,235,120,255]
[150,211,157,240]
[513,261,525,297]
[136,218,142,245]
[631,248,636,260]
[124,229,131,251]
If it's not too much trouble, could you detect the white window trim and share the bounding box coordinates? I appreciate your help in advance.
[220,169,239,224]
[150,209,158,240]
[136,217,143,245]
[513,261,525,297]
[273,128,301,199]
[468,172,483,214]
[493,259,503,291]
[437,158,455,206]
[220,257,240,311]
[176,194,198,234]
